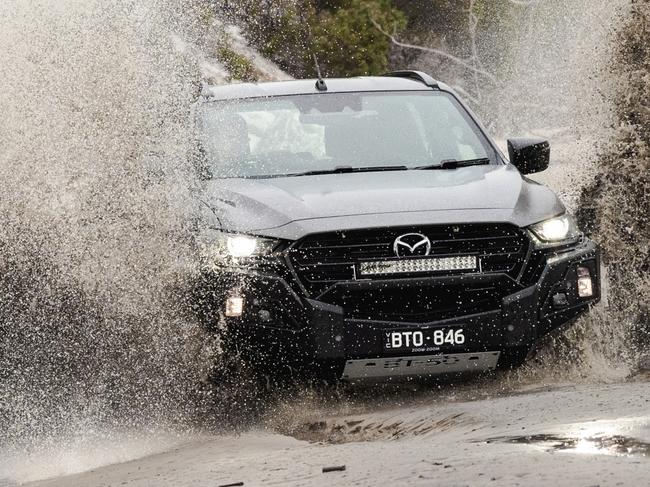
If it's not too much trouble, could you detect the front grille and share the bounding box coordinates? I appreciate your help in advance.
[288,223,530,298]
[329,282,508,323]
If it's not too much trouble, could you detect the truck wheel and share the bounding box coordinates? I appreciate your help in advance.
[204,353,269,429]
[497,347,531,370]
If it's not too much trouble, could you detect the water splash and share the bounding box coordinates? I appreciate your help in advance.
[484,0,635,376]
[0,0,642,483]
[0,0,213,455]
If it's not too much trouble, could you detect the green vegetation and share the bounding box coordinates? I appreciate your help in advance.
[216,46,257,81]
[220,0,406,78]
[311,0,407,77]
[209,1,523,82]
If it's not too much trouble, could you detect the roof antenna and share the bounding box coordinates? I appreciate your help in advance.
[313,53,328,92]
[305,18,327,92]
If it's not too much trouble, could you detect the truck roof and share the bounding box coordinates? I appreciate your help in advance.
[203,72,448,101]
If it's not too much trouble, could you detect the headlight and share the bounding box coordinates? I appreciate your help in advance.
[227,235,262,257]
[198,230,280,262]
[529,214,581,246]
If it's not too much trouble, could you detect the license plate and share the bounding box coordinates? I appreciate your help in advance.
[384,327,466,353]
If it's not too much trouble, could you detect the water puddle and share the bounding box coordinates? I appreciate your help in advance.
[489,433,650,458]
[486,419,650,459]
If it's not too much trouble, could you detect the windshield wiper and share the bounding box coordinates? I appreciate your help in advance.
[286,165,409,177]
[415,158,491,170]
[229,159,488,179]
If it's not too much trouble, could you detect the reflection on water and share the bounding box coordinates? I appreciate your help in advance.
[493,433,650,457]
[486,418,650,458]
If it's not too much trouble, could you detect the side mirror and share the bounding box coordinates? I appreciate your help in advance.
[507,137,550,175]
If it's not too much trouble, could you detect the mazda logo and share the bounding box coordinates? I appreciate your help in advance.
[393,233,431,257]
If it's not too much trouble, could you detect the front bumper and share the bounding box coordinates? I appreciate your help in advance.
[194,239,600,379]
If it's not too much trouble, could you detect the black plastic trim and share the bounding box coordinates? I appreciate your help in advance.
[383,70,439,88]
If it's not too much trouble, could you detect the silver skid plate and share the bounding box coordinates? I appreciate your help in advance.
[341,351,500,380]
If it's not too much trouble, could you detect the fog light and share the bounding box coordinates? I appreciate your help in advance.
[258,309,271,322]
[577,267,593,298]
[552,292,569,309]
[225,296,244,317]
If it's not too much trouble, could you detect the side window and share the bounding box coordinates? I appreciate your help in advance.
[360,96,430,165]
[445,106,484,160]
[418,97,487,162]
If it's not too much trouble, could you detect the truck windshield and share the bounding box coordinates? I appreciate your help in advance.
[199,91,496,178]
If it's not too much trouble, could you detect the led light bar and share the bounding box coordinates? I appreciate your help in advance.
[359,256,478,276]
